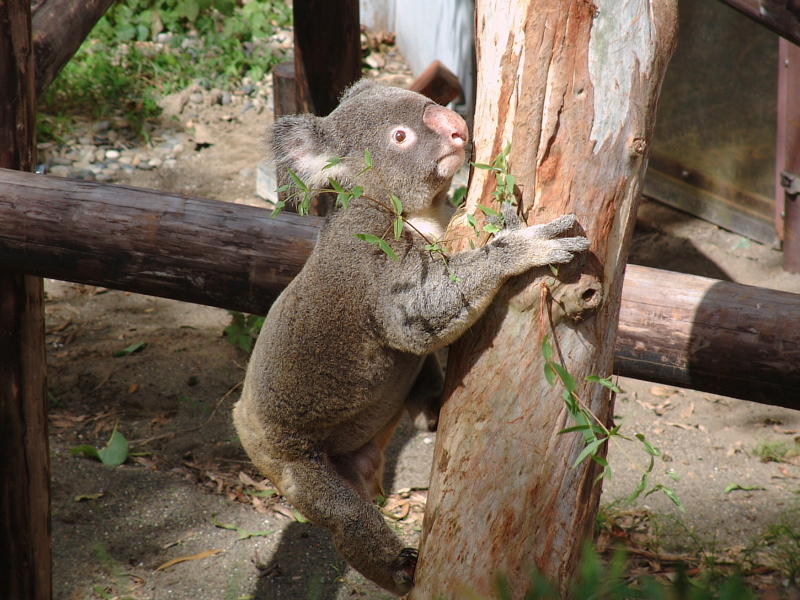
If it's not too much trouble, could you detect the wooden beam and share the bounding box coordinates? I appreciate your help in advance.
[32,0,115,96]
[778,39,800,271]
[0,168,317,313]
[615,264,800,404]
[717,0,800,46]
[293,0,360,116]
[0,2,50,600]
[0,169,798,410]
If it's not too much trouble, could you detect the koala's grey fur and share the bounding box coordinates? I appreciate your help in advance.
[233,80,589,595]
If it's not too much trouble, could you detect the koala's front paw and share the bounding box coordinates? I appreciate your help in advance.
[526,213,578,239]
[517,214,590,266]
[537,236,591,265]
[391,547,418,594]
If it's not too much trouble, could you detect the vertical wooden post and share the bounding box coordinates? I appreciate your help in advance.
[293,0,361,116]
[778,38,800,272]
[0,2,50,599]
[411,2,678,598]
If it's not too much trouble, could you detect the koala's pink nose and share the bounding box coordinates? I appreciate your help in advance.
[423,104,469,148]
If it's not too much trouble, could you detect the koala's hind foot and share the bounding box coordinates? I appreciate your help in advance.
[274,455,417,595]
[391,547,419,594]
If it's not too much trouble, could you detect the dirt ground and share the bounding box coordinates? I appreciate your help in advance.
[41,62,800,599]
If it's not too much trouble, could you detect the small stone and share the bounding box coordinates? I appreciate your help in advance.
[92,120,111,133]
[49,165,71,177]
[148,157,163,169]
[105,149,120,160]
[171,142,184,155]
[118,155,133,165]
[189,92,204,104]
[220,91,232,105]
[207,89,223,105]
[163,159,177,169]
[95,149,106,162]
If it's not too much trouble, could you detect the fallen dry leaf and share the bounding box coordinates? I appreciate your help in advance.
[155,549,223,571]
[270,504,297,520]
[679,402,695,419]
[665,422,694,431]
[649,386,674,398]
[239,471,271,491]
[128,383,140,394]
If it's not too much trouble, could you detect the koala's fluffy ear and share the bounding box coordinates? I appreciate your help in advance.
[339,79,382,103]
[271,115,344,188]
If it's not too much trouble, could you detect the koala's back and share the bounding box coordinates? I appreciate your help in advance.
[235,209,424,460]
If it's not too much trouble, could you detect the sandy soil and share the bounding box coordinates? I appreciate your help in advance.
[41,62,800,599]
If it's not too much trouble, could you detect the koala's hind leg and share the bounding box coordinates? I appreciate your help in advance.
[405,353,444,432]
[281,455,417,595]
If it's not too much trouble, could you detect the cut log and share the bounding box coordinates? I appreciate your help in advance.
[411,2,679,597]
[0,168,317,311]
[0,2,50,600]
[32,0,115,96]
[616,264,800,404]
[1,168,799,409]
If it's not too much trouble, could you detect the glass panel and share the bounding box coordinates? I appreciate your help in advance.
[645,0,778,244]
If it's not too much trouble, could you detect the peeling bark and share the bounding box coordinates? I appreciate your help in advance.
[411,2,678,598]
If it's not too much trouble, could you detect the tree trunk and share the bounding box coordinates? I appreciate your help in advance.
[412,2,678,598]
[0,2,50,599]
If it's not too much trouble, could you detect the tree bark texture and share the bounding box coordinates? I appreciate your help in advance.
[32,0,115,96]
[411,3,679,598]
[0,2,50,599]
[0,168,318,312]
[3,168,800,408]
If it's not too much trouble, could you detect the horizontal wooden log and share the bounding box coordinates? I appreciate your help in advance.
[0,168,317,312]
[717,0,800,46]
[0,167,798,409]
[616,264,800,406]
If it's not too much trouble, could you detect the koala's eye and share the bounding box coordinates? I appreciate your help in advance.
[390,126,416,147]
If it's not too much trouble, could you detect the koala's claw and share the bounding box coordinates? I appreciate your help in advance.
[528,213,578,239]
[391,547,418,593]
[546,236,591,264]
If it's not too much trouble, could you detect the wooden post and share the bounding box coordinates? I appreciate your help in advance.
[32,0,115,95]
[0,2,50,599]
[778,38,800,272]
[293,0,361,116]
[411,2,678,598]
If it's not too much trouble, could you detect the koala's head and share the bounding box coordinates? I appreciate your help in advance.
[272,80,469,213]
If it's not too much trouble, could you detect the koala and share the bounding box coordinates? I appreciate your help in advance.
[233,80,589,595]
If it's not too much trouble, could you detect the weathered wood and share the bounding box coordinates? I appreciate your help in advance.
[408,60,464,106]
[3,168,800,409]
[0,168,317,312]
[0,2,50,600]
[616,264,800,404]
[411,2,679,597]
[778,39,800,270]
[293,0,360,116]
[717,0,800,46]
[32,0,115,96]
